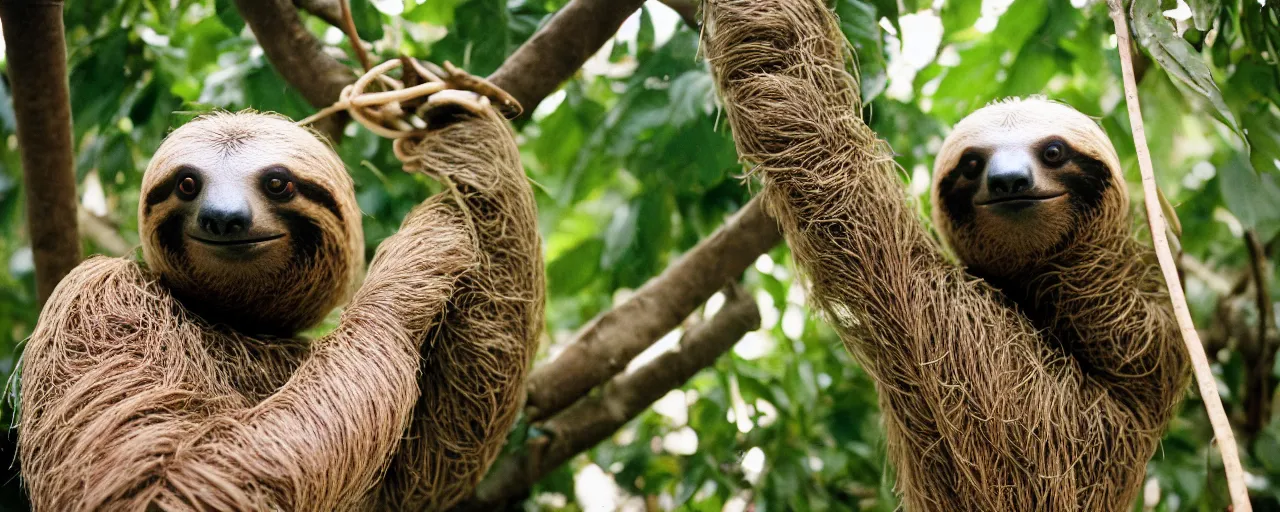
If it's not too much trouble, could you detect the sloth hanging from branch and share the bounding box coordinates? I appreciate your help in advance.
[704,1,1189,510]
[17,60,543,511]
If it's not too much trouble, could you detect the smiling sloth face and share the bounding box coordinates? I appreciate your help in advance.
[139,112,363,335]
[930,98,1129,281]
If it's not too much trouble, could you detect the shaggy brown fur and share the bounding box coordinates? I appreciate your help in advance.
[704,1,1189,510]
[19,103,542,510]
[377,105,545,510]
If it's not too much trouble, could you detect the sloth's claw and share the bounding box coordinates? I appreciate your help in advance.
[419,89,492,123]
[430,61,523,119]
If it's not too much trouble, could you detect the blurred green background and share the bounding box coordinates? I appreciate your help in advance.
[0,0,1277,510]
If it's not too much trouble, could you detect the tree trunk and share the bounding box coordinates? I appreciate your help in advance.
[0,0,82,306]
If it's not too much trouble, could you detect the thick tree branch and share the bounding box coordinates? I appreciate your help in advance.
[525,198,781,421]
[233,0,355,140]
[459,286,761,510]
[242,0,648,140]
[658,0,699,28]
[0,0,82,306]
[488,0,646,118]
[294,0,343,28]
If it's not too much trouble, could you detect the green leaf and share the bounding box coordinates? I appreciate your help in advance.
[638,6,656,55]
[1001,43,1062,97]
[869,0,901,36]
[835,0,887,102]
[1257,426,1280,473]
[1185,0,1221,31]
[402,0,468,26]
[431,0,509,76]
[349,0,386,41]
[214,0,245,34]
[602,201,639,267]
[668,70,715,128]
[989,0,1049,52]
[548,238,604,295]
[941,0,981,39]
[1218,152,1280,230]
[1130,0,1244,143]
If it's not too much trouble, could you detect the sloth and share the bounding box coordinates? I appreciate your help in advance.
[704,1,1189,510]
[18,91,542,510]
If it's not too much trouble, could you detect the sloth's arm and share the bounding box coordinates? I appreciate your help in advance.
[378,109,545,509]
[1040,240,1187,417]
[18,202,475,511]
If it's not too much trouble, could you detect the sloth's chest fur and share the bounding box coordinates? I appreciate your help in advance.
[199,327,311,403]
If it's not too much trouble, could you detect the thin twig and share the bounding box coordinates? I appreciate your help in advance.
[338,0,373,72]
[1245,231,1274,374]
[1107,2,1252,510]
[1181,254,1235,296]
[1244,230,1276,435]
[77,208,133,257]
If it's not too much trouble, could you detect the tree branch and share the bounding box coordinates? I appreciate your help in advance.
[1243,229,1276,436]
[658,0,699,29]
[1181,254,1235,296]
[241,0,649,139]
[294,0,343,28]
[1109,2,1251,510]
[233,0,355,141]
[487,0,647,118]
[524,197,781,421]
[459,285,761,510]
[0,0,82,306]
[77,208,132,257]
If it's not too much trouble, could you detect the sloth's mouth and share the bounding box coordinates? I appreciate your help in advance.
[188,233,286,247]
[976,193,1066,206]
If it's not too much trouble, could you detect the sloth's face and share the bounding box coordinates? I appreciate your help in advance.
[140,113,363,335]
[931,99,1127,280]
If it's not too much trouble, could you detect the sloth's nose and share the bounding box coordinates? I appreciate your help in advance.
[197,204,251,237]
[986,165,1033,198]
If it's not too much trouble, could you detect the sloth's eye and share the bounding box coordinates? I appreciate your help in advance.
[265,178,295,199]
[960,154,984,179]
[262,167,296,201]
[1042,141,1066,164]
[176,174,200,200]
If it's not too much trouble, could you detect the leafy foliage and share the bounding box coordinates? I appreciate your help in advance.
[0,0,1277,510]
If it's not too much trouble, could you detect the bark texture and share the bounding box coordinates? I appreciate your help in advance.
[0,0,82,306]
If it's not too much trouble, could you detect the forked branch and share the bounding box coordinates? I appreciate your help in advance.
[524,198,780,421]
[458,286,761,510]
